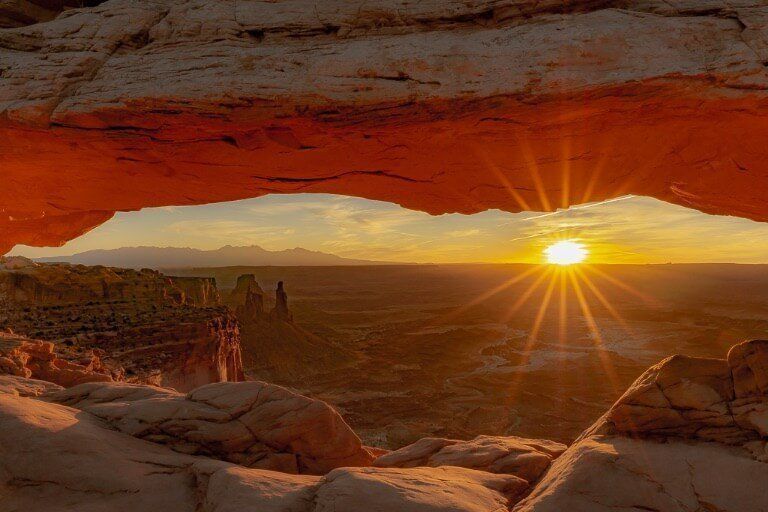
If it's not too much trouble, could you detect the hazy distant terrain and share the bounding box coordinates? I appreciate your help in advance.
[169,263,768,448]
[35,245,400,268]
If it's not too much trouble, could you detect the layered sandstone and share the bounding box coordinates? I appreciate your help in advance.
[3,1,768,252]
[0,331,113,387]
[4,340,768,510]
[0,262,220,306]
[226,275,351,382]
[0,262,243,391]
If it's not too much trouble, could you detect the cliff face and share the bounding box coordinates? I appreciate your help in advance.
[2,1,768,252]
[74,309,244,392]
[0,262,242,392]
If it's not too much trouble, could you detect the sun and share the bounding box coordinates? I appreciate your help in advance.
[544,240,588,265]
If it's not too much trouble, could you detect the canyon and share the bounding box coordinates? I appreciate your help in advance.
[0,256,244,391]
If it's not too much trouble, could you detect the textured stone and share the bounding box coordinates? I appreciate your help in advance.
[374,435,566,483]
[2,1,768,252]
[0,331,113,387]
[598,339,768,445]
[514,435,768,512]
[0,262,243,391]
[0,381,526,511]
[514,339,768,511]
[51,379,375,475]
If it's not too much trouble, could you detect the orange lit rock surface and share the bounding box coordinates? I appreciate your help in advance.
[0,331,113,387]
[3,1,768,252]
[4,340,768,511]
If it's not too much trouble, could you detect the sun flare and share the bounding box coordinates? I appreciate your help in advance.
[544,240,588,265]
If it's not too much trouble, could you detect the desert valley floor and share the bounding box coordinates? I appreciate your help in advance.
[167,264,768,448]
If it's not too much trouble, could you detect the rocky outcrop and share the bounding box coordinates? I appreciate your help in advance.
[99,311,244,392]
[0,255,37,270]
[232,274,266,319]
[514,339,768,511]
[0,0,64,28]
[5,340,768,510]
[51,379,375,475]
[374,435,566,483]
[3,1,768,252]
[272,281,293,322]
[227,275,351,382]
[0,262,242,392]
[0,262,220,306]
[0,375,528,511]
[592,339,768,445]
[0,332,112,387]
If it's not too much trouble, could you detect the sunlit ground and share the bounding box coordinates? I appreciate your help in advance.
[427,239,662,402]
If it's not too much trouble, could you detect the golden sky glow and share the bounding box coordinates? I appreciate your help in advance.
[544,241,588,265]
[9,194,768,264]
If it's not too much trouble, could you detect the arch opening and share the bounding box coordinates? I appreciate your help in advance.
[5,193,768,446]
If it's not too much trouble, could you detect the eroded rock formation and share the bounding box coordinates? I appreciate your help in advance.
[374,435,567,483]
[0,374,528,511]
[227,275,351,382]
[0,331,113,387]
[3,1,768,253]
[0,261,220,306]
[232,274,265,319]
[51,379,375,474]
[3,339,768,510]
[272,281,293,322]
[0,262,243,391]
[514,339,768,511]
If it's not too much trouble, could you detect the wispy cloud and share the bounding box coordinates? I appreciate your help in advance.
[9,193,768,264]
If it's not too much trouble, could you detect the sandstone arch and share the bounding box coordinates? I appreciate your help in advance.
[2,0,768,253]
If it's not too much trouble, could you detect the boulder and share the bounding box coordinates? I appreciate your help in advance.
[514,339,768,511]
[50,379,376,475]
[0,379,528,512]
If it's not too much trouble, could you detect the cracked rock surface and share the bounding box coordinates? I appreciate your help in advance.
[373,435,566,483]
[3,1,768,252]
[514,339,768,511]
[2,340,768,510]
[49,379,376,475]
[0,374,527,512]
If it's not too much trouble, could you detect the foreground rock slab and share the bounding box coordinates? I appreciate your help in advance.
[374,435,566,483]
[4,340,768,510]
[0,377,527,512]
[51,379,375,474]
[515,339,768,511]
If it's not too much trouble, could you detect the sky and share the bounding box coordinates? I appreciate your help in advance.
[9,194,768,264]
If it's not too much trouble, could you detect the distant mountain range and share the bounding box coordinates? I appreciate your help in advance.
[35,245,400,268]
